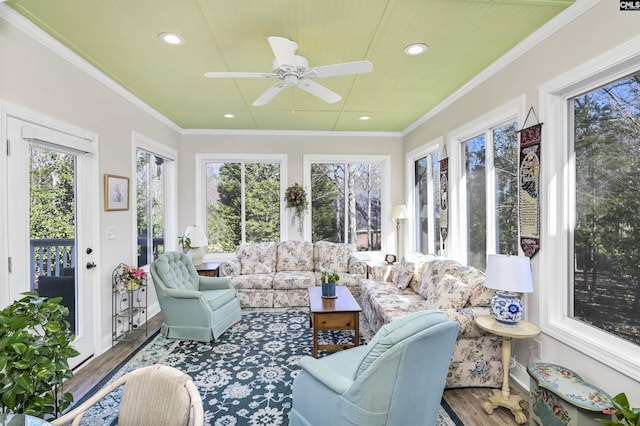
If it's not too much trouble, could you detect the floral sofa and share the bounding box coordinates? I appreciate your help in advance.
[361,253,503,389]
[219,241,367,308]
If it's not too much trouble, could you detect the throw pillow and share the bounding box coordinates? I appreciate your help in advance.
[391,257,415,289]
[419,257,461,299]
[423,274,471,310]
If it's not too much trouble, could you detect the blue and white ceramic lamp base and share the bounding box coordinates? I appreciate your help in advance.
[490,291,523,325]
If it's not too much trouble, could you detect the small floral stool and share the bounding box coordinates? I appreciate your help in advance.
[527,363,611,426]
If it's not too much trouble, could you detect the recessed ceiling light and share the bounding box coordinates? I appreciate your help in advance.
[223,113,235,119]
[158,32,184,45]
[359,116,371,121]
[403,43,428,56]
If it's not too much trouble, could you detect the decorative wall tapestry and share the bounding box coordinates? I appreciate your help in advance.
[518,107,542,258]
[439,155,449,245]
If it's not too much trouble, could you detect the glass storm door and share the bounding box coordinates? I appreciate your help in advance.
[6,116,96,368]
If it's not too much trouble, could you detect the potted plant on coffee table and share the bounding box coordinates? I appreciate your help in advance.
[320,271,339,298]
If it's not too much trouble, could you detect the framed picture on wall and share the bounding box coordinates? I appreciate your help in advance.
[104,174,129,211]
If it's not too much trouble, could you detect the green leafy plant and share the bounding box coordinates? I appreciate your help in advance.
[0,292,79,419]
[321,271,339,283]
[597,393,640,426]
[178,235,192,250]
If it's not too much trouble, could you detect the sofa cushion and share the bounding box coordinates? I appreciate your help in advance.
[419,257,461,298]
[277,241,314,272]
[391,257,414,290]
[273,271,316,290]
[314,241,350,273]
[237,242,277,274]
[423,274,471,310]
[448,265,494,307]
[404,252,435,293]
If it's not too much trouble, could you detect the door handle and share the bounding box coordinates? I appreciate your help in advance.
[86,262,97,270]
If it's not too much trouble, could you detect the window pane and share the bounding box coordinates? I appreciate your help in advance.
[206,162,241,252]
[415,157,429,253]
[136,150,166,266]
[311,161,382,251]
[465,135,486,269]
[245,163,280,243]
[493,122,519,255]
[572,71,640,346]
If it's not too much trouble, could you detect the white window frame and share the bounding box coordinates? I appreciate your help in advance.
[539,35,640,381]
[405,138,443,255]
[303,154,390,259]
[447,96,525,264]
[132,132,178,265]
[194,153,287,258]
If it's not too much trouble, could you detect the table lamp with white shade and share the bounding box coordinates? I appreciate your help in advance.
[183,225,208,265]
[484,254,534,325]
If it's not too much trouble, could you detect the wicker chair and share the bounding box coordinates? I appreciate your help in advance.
[52,364,204,426]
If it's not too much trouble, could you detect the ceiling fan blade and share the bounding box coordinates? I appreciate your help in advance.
[298,80,342,104]
[253,83,285,106]
[268,36,296,67]
[307,60,373,78]
[204,71,275,79]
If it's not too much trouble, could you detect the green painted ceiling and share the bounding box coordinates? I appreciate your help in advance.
[5,0,574,132]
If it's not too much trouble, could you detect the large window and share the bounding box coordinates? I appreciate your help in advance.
[413,150,440,255]
[571,71,640,346]
[136,149,169,267]
[541,40,640,381]
[459,120,519,270]
[204,159,282,253]
[305,156,388,252]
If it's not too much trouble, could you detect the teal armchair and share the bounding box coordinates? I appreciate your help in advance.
[150,252,241,342]
[289,310,458,426]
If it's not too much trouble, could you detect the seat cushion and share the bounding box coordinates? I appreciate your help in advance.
[237,242,277,274]
[277,241,314,271]
[273,271,316,290]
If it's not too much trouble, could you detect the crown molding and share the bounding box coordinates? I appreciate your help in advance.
[182,128,401,138]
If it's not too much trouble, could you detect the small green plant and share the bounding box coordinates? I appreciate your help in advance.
[321,271,339,283]
[597,393,640,426]
[178,235,192,250]
[0,292,79,419]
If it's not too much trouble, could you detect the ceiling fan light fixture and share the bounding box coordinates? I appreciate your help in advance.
[403,43,428,56]
[158,32,184,45]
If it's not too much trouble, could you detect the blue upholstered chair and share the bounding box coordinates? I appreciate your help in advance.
[150,252,241,342]
[289,310,459,426]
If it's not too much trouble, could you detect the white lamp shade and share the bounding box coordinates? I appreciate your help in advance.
[390,204,408,220]
[183,225,208,248]
[485,254,533,293]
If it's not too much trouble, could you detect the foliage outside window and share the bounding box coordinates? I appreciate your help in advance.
[414,152,441,255]
[310,161,382,251]
[205,161,281,253]
[136,149,167,267]
[571,71,640,346]
[463,121,518,270]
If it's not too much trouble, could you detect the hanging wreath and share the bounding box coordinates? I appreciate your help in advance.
[284,183,308,233]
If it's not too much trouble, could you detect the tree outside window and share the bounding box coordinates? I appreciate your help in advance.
[136,150,167,267]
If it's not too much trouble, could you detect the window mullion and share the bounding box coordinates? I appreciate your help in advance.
[486,128,497,255]
[240,162,246,244]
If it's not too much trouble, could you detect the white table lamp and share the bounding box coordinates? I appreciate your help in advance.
[484,254,533,325]
[183,225,208,265]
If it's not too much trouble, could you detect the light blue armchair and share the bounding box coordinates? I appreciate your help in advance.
[289,310,459,426]
[150,252,241,342]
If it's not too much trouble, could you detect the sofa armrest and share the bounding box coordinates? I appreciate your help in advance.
[299,356,353,394]
[219,258,240,276]
[441,306,492,338]
[164,288,203,299]
[348,256,367,276]
[198,276,234,291]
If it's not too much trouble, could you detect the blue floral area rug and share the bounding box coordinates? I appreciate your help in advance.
[73,309,463,425]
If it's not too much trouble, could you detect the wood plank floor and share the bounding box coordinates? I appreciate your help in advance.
[65,313,529,425]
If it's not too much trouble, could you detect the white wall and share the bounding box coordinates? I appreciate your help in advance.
[0,10,181,353]
[404,0,640,402]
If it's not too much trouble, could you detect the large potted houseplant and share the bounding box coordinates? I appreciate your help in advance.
[0,292,79,419]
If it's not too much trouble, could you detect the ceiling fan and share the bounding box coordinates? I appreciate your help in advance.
[204,36,373,106]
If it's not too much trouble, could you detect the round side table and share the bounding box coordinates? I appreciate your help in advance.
[476,315,541,425]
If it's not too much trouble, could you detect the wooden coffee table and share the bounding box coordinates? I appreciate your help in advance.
[308,285,361,358]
